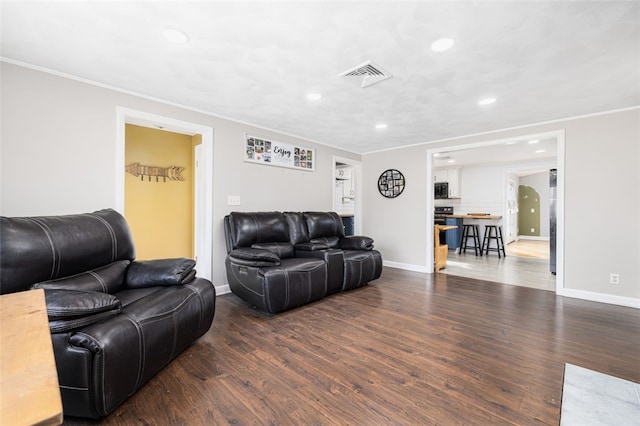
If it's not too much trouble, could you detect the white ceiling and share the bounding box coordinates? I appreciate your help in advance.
[1,1,639,155]
[433,136,557,169]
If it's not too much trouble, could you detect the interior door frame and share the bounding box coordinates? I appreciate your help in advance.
[115,107,214,281]
[332,156,362,235]
[426,129,565,294]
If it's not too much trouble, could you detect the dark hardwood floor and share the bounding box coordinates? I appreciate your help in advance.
[64,268,640,425]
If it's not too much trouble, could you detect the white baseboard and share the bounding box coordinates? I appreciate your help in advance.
[516,236,550,241]
[559,288,640,309]
[215,284,231,295]
[383,260,428,273]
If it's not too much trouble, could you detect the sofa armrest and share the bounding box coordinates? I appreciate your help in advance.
[44,289,121,333]
[228,247,281,267]
[339,236,374,251]
[126,258,196,289]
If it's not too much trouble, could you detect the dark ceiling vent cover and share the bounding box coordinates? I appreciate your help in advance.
[339,60,393,88]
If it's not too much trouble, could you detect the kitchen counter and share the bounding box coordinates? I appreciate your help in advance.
[435,214,502,220]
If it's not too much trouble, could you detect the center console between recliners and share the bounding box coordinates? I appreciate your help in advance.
[224,211,382,313]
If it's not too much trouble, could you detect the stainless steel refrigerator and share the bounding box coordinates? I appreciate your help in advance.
[549,169,557,275]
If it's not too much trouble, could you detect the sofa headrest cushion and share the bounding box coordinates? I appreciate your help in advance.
[0,209,135,295]
[284,212,309,245]
[229,212,290,248]
[304,212,345,239]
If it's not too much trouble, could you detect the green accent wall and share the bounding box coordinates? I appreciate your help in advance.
[518,185,540,237]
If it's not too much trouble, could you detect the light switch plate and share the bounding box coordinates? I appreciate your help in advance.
[228,195,241,206]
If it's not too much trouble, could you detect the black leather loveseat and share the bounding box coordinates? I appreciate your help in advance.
[0,209,216,418]
[224,211,382,313]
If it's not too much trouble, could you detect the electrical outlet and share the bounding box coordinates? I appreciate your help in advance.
[227,195,241,206]
[610,273,620,285]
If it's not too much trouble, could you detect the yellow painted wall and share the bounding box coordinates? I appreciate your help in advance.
[125,124,194,260]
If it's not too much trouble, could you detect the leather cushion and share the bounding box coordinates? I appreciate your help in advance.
[32,260,130,294]
[304,212,345,239]
[340,236,374,251]
[294,242,329,251]
[229,248,281,267]
[252,242,294,258]
[44,289,122,333]
[0,209,135,294]
[284,212,309,245]
[310,236,340,249]
[126,258,196,288]
[229,212,290,248]
[45,289,121,318]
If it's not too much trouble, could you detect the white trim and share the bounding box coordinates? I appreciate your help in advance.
[1,58,359,155]
[559,289,640,309]
[115,107,214,281]
[4,57,637,157]
[332,156,363,235]
[516,236,550,241]
[426,129,566,291]
[215,284,231,296]
[383,260,428,273]
[364,106,639,155]
[555,131,566,295]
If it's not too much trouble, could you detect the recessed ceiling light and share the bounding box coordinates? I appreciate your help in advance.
[431,37,455,52]
[536,149,546,153]
[447,159,455,163]
[306,92,322,101]
[433,153,441,157]
[528,139,540,144]
[162,27,190,44]
[375,123,388,130]
[478,97,496,106]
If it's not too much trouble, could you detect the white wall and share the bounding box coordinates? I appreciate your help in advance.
[362,108,640,305]
[0,63,360,288]
[2,63,638,306]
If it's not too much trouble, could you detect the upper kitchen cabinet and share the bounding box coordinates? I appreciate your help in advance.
[434,169,448,183]
[434,168,461,198]
[336,167,352,180]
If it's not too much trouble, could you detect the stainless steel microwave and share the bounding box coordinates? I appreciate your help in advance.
[434,182,449,199]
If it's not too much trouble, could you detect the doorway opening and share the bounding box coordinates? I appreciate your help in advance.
[115,107,213,281]
[426,129,565,293]
[332,156,362,235]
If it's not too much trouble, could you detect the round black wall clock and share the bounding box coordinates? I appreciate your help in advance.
[378,169,405,198]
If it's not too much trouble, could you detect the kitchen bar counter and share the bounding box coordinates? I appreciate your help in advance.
[435,214,502,220]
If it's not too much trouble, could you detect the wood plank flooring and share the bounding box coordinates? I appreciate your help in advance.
[63,268,640,425]
[505,240,550,259]
[440,240,556,291]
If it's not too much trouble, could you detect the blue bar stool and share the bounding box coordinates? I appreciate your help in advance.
[459,224,482,256]
[482,225,506,258]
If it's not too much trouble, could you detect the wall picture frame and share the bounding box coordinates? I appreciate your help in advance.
[378,169,405,198]
[245,134,315,171]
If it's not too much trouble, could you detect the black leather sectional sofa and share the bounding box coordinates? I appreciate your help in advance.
[224,211,382,313]
[0,209,216,418]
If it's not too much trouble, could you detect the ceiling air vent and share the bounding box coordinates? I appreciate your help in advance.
[339,60,393,88]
